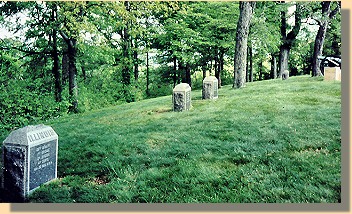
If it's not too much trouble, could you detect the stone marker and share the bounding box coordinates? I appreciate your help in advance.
[282,70,289,80]
[173,83,191,111]
[202,76,218,100]
[324,67,341,81]
[2,124,58,199]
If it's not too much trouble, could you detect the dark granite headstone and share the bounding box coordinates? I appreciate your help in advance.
[2,124,58,200]
[173,83,191,112]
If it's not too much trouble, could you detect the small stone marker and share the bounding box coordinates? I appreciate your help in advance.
[2,124,58,199]
[173,83,191,112]
[202,76,218,100]
[282,70,289,80]
[324,67,341,81]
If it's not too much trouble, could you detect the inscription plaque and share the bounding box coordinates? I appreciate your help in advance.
[29,140,57,191]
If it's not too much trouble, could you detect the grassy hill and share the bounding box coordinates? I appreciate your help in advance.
[2,75,342,203]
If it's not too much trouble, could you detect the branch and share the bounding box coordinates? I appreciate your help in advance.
[0,40,51,55]
[286,3,302,41]
[329,2,340,19]
[59,30,70,42]
[302,17,320,26]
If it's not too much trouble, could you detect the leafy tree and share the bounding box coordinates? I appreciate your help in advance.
[278,2,305,79]
[196,2,239,87]
[311,1,340,76]
[248,1,281,81]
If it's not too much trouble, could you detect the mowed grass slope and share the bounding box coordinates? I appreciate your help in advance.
[26,75,341,202]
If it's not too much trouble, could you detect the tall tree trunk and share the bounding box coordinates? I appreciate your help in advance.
[62,51,69,85]
[133,39,139,81]
[246,46,249,82]
[214,54,218,78]
[173,55,177,88]
[185,63,191,87]
[210,60,213,76]
[67,39,78,113]
[146,50,150,96]
[51,30,61,102]
[258,61,263,81]
[218,50,224,88]
[233,1,255,88]
[279,45,290,75]
[249,44,253,82]
[215,53,220,88]
[179,62,184,84]
[271,53,277,79]
[60,30,78,113]
[312,2,340,76]
[202,65,206,80]
[122,1,132,86]
[50,4,62,102]
[278,2,302,79]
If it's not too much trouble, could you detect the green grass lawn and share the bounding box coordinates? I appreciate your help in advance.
[2,75,341,203]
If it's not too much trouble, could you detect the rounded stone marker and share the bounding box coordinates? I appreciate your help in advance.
[202,76,218,100]
[173,83,191,112]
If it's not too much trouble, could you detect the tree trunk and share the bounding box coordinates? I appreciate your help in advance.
[249,44,253,82]
[218,50,224,88]
[185,63,191,87]
[60,29,79,113]
[210,60,213,76]
[133,39,139,81]
[50,5,62,102]
[233,1,255,88]
[279,45,290,76]
[51,30,61,102]
[278,2,302,79]
[146,50,150,96]
[202,65,206,80]
[214,54,218,79]
[178,62,184,84]
[67,39,78,113]
[60,30,79,112]
[258,61,263,81]
[312,2,331,77]
[271,53,277,79]
[246,46,249,82]
[122,1,132,86]
[173,55,177,88]
[62,51,69,85]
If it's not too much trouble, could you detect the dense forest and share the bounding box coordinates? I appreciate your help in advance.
[0,1,341,135]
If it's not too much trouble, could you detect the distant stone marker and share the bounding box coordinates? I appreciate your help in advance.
[173,83,191,111]
[202,76,218,100]
[2,124,58,199]
[324,67,341,81]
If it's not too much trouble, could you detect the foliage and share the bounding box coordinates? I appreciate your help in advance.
[323,2,341,56]
[0,50,68,137]
[0,79,68,134]
[0,1,341,136]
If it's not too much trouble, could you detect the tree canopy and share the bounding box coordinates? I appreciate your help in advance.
[0,1,341,134]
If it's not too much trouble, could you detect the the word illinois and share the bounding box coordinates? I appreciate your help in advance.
[27,129,56,143]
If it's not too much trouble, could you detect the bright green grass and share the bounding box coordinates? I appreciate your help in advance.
[3,75,341,203]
